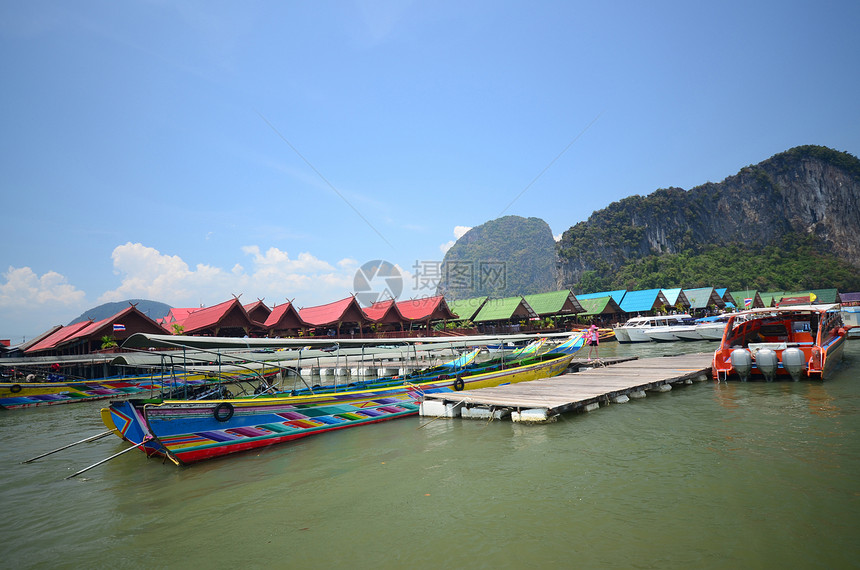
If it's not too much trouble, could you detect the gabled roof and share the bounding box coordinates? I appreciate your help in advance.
[363,299,405,324]
[768,290,840,306]
[61,305,164,344]
[299,297,369,327]
[683,287,725,310]
[159,307,201,325]
[661,288,689,308]
[473,296,537,322]
[25,305,166,353]
[619,289,669,313]
[176,299,254,335]
[759,291,785,307]
[396,296,456,321]
[25,321,93,353]
[447,296,488,321]
[841,292,860,304]
[523,290,584,316]
[576,289,627,305]
[18,325,63,352]
[715,288,733,303]
[800,289,840,304]
[578,296,622,316]
[730,290,763,309]
[243,300,271,323]
[264,302,306,330]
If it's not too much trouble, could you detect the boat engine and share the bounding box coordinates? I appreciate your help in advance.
[730,349,752,381]
[781,347,806,381]
[755,348,778,382]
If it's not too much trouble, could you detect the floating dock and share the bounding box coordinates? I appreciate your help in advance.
[420,353,713,423]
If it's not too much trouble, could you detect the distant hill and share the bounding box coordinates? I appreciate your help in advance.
[437,216,557,300]
[68,299,173,325]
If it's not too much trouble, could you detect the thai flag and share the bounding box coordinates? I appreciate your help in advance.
[113,323,126,331]
[744,298,752,308]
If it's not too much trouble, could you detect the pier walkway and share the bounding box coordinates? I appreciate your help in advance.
[420,353,713,423]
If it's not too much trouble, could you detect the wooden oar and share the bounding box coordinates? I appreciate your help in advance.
[22,430,113,464]
[65,439,149,480]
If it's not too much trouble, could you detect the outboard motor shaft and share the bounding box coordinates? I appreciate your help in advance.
[781,347,806,381]
[730,349,752,381]
[755,348,778,382]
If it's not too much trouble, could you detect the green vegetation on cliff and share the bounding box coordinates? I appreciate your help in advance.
[438,216,557,300]
[601,233,860,293]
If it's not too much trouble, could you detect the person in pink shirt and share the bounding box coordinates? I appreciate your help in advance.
[587,324,600,360]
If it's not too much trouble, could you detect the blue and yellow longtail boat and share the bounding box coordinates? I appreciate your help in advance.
[101,350,575,465]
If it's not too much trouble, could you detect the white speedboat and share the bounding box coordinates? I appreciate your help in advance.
[641,315,697,342]
[613,316,651,343]
[695,315,730,341]
[615,315,693,342]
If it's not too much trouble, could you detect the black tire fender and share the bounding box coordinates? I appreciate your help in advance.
[213,402,234,422]
[10,383,22,393]
[453,376,465,391]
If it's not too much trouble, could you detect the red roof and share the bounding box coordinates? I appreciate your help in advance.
[299,297,370,327]
[396,296,456,321]
[26,305,169,353]
[243,300,271,323]
[176,299,253,334]
[25,321,93,353]
[264,302,306,330]
[363,299,406,324]
[160,307,201,325]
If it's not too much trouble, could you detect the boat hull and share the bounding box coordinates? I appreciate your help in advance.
[612,326,631,343]
[102,353,575,465]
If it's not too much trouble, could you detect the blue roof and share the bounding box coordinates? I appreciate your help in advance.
[661,288,684,306]
[619,289,666,313]
[576,289,627,304]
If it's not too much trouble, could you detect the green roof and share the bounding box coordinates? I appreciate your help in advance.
[730,290,762,308]
[523,290,583,315]
[473,297,537,322]
[759,291,786,307]
[447,297,488,321]
[578,296,621,316]
[683,287,724,309]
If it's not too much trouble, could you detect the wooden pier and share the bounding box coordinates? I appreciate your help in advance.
[419,353,713,423]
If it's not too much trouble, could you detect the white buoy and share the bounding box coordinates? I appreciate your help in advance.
[512,408,554,423]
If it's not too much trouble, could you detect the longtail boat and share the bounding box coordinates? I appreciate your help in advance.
[101,350,575,465]
[712,304,847,381]
[0,372,222,410]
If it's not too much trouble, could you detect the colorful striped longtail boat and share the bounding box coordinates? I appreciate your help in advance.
[101,352,575,465]
[0,372,219,410]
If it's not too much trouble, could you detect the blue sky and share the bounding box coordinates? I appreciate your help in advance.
[2,0,858,341]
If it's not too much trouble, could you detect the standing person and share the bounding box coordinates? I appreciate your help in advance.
[587,324,600,361]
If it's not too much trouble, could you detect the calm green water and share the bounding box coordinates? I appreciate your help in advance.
[2,341,859,569]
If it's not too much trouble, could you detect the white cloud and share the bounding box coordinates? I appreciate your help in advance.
[0,266,86,307]
[439,225,472,254]
[453,226,471,239]
[98,242,359,308]
[0,266,88,340]
[554,233,563,242]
